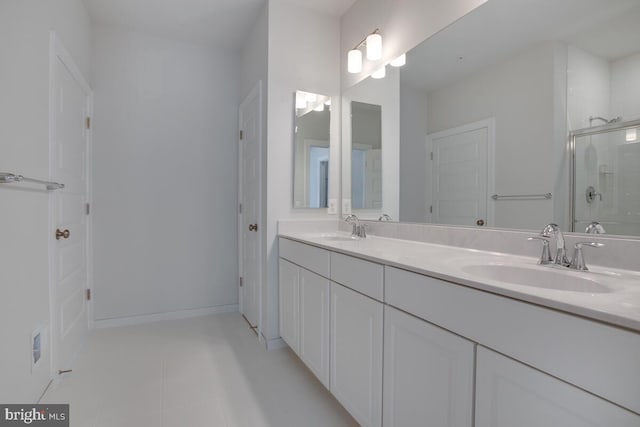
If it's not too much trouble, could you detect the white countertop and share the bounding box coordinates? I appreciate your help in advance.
[278,231,640,332]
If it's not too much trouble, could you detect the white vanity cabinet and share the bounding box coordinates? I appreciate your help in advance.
[475,347,640,427]
[330,282,383,427]
[298,268,330,387]
[279,258,299,353]
[383,305,475,427]
[278,239,331,387]
[277,236,640,426]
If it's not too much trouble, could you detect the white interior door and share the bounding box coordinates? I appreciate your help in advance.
[239,82,262,330]
[50,35,91,374]
[430,120,492,227]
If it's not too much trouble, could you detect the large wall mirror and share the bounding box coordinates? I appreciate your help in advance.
[294,90,332,209]
[341,0,640,236]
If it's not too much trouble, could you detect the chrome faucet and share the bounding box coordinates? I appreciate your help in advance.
[345,214,367,238]
[540,224,570,266]
[585,221,606,234]
[345,214,360,238]
[378,214,392,221]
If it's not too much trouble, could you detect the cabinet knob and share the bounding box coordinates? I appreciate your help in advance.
[248,224,258,232]
[476,219,485,226]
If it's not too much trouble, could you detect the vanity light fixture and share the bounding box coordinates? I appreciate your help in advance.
[347,29,381,74]
[626,128,637,142]
[371,65,386,79]
[366,33,382,60]
[348,49,363,73]
[390,53,406,67]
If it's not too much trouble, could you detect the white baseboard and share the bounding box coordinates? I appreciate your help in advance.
[92,304,239,329]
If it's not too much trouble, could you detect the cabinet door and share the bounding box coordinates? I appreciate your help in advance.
[330,282,383,427]
[476,347,640,427]
[383,306,474,427]
[299,268,330,387]
[279,259,299,353]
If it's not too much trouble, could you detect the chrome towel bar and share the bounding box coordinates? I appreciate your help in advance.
[0,172,64,190]
[491,193,551,201]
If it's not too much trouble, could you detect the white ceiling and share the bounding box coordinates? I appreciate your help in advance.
[294,0,357,17]
[401,0,640,93]
[83,0,356,49]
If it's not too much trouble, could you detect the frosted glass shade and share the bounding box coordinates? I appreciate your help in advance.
[348,49,363,74]
[366,33,382,60]
[371,65,386,79]
[295,92,307,109]
[390,53,406,67]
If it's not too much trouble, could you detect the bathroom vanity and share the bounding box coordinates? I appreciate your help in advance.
[277,226,640,427]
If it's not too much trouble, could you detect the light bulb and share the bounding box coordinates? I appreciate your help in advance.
[295,92,307,109]
[348,49,362,74]
[366,33,382,60]
[371,65,386,79]
[626,128,637,142]
[390,53,406,67]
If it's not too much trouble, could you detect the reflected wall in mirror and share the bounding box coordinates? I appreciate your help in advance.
[572,121,640,236]
[342,67,399,218]
[341,0,640,237]
[351,101,382,209]
[293,90,331,209]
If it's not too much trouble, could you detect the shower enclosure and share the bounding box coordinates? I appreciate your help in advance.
[570,119,640,237]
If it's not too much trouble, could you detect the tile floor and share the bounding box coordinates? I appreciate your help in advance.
[41,312,357,427]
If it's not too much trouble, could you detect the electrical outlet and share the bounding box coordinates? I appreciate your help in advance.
[342,199,352,215]
[328,199,337,214]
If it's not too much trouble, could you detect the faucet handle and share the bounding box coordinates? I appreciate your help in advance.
[527,236,552,264]
[569,242,604,271]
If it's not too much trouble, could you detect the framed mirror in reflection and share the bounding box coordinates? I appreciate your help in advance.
[341,0,640,237]
[293,90,331,209]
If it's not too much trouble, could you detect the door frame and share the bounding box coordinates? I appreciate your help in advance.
[426,117,495,227]
[238,81,263,337]
[47,31,93,381]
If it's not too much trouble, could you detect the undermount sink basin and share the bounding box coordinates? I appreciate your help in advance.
[320,235,359,242]
[461,264,613,293]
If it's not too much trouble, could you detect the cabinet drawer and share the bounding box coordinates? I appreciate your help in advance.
[385,266,640,415]
[331,252,384,301]
[279,238,330,278]
[476,347,640,426]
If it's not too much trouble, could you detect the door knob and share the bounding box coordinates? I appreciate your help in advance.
[56,229,70,240]
[476,219,485,226]
[248,224,258,232]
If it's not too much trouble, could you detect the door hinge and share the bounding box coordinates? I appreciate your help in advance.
[85,203,90,215]
[239,130,244,140]
[429,205,433,213]
[430,151,433,161]
[239,277,243,287]
[86,289,91,301]
[86,117,91,130]
[239,203,242,214]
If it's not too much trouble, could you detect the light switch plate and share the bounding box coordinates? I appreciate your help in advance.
[342,199,352,215]
[328,199,337,214]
